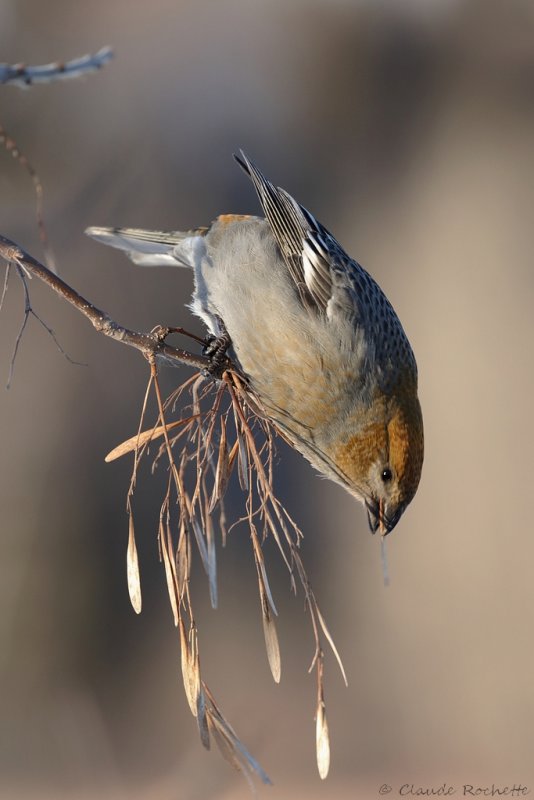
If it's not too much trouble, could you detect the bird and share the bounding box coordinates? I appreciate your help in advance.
[86,152,424,535]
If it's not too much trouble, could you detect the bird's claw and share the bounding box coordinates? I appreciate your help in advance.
[202,321,232,378]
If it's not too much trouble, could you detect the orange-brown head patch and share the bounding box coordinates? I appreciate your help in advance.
[387,393,424,505]
[336,421,388,487]
[216,214,253,226]
[332,388,423,508]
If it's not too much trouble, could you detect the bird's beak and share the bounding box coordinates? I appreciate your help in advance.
[365,499,402,536]
[365,499,380,534]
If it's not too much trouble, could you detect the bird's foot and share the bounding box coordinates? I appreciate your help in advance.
[202,318,232,378]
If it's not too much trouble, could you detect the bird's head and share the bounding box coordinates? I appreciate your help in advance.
[334,387,424,535]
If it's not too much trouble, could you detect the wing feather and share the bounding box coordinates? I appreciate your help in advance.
[234,151,341,313]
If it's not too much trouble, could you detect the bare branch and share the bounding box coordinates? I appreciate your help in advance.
[0,235,211,372]
[0,47,113,88]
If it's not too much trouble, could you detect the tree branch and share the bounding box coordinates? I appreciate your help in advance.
[0,234,211,371]
[0,47,113,88]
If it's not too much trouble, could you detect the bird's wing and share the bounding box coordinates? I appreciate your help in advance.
[234,151,345,312]
[235,152,396,335]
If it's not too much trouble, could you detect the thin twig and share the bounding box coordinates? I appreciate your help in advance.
[0,124,55,270]
[5,260,85,386]
[0,262,9,311]
[0,236,211,372]
[7,266,31,389]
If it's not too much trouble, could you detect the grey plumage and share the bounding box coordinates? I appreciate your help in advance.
[86,152,424,534]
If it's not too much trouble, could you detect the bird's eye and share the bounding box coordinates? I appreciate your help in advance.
[381,467,393,483]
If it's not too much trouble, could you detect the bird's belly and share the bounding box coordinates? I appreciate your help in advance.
[231,320,362,440]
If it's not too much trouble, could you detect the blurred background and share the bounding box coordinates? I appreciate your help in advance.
[1,0,534,797]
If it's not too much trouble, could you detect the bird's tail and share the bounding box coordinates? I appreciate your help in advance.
[85,225,208,267]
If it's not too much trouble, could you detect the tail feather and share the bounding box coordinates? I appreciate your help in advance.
[85,225,206,268]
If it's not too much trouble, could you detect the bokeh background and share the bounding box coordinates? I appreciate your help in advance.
[1,1,534,797]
